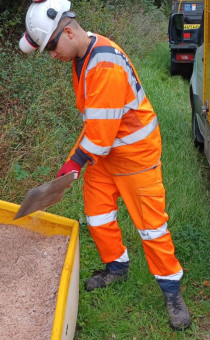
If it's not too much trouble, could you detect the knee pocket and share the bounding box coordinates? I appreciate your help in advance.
[137,182,167,229]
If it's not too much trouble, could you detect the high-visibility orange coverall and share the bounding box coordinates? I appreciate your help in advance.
[72,33,183,281]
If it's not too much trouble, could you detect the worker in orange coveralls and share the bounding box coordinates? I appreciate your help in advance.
[19,0,191,330]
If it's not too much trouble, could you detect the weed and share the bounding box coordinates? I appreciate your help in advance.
[10,163,30,181]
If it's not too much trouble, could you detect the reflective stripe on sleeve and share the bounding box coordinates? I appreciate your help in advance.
[122,89,146,114]
[84,107,123,120]
[138,222,168,240]
[126,89,145,110]
[85,50,142,98]
[81,116,158,155]
[84,88,145,121]
[154,269,183,281]
[113,116,158,148]
[86,209,118,227]
[80,135,112,155]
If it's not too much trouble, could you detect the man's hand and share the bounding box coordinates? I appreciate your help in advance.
[57,159,82,179]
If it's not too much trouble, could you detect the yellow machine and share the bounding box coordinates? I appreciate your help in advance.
[169,0,204,75]
[203,0,210,162]
[0,200,79,340]
[203,0,210,125]
[190,0,210,164]
[169,0,210,164]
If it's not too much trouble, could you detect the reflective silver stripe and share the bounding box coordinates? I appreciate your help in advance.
[84,89,145,120]
[124,89,145,112]
[113,116,158,148]
[86,53,133,86]
[155,269,183,281]
[138,222,168,241]
[122,88,145,114]
[85,52,145,103]
[86,210,118,227]
[84,107,123,120]
[137,87,145,105]
[115,249,129,262]
[81,117,158,155]
[81,135,111,155]
[122,106,130,115]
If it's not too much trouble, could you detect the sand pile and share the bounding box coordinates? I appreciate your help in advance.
[0,224,69,339]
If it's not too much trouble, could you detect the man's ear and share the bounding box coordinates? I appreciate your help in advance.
[64,26,73,38]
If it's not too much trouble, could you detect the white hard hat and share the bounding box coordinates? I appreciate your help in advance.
[19,0,75,54]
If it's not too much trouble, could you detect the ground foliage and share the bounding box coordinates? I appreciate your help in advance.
[0,0,171,43]
[1,0,210,339]
[0,0,167,200]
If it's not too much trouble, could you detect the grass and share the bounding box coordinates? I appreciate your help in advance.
[72,43,210,340]
[50,43,210,340]
[1,3,210,339]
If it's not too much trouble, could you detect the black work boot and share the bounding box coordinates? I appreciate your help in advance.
[85,268,129,292]
[164,291,191,330]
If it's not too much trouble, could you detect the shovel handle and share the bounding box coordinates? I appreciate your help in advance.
[65,125,86,162]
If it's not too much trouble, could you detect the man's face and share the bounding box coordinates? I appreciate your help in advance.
[46,22,76,62]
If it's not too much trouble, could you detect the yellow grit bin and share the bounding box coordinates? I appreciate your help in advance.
[0,199,80,340]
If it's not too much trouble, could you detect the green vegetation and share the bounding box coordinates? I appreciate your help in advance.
[0,0,209,339]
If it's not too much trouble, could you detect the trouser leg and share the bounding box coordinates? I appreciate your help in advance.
[113,164,191,330]
[84,161,190,327]
[113,163,183,280]
[83,159,129,264]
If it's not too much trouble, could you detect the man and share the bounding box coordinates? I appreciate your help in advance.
[19,0,191,331]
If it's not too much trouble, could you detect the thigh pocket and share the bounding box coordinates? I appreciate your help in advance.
[137,182,168,229]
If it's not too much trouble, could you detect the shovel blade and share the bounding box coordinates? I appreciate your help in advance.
[14,172,77,220]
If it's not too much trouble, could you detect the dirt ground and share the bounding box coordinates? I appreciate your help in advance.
[0,224,70,339]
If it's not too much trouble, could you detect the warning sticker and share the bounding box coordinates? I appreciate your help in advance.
[184,4,196,11]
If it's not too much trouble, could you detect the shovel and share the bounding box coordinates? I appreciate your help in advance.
[14,172,78,220]
[14,126,86,220]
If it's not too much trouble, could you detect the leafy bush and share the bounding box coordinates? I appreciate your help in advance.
[0,0,168,52]
[0,0,168,201]
[0,0,30,43]
[73,0,167,58]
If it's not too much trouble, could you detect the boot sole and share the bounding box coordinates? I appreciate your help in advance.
[170,320,191,331]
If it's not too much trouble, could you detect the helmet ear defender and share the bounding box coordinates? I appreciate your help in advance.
[25,32,39,48]
[19,0,73,54]
[19,32,39,53]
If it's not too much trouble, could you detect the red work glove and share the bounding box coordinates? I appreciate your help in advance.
[56,159,81,179]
